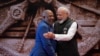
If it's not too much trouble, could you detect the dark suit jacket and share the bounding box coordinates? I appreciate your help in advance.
[30,20,56,56]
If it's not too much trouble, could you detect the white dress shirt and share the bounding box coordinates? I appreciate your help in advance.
[54,22,77,41]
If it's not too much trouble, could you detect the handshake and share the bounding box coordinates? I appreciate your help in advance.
[43,32,55,39]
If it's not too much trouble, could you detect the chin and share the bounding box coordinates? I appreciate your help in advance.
[58,19,62,20]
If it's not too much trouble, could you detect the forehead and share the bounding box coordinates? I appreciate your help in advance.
[57,9,66,14]
[47,11,53,15]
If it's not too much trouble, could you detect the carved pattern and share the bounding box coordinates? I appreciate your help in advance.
[10,0,27,20]
[11,7,23,20]
[78,19,100,56]
[0,0,16,7]
[0,0,27,34]
[0,0,100,56]
[0,11,15,35]
[0,47,16,56]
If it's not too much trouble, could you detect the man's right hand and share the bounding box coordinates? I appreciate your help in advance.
[43,32,55,39]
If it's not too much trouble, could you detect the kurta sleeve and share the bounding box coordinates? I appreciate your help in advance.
[54,22,77,41]
[39,25,55,56]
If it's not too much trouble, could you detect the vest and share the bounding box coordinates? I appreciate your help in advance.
[54,18,79,56]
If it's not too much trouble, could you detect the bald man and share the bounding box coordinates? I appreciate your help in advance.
[44,7,79,56]
[30,10,56,56]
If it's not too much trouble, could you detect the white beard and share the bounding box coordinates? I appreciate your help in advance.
[58,20,65,24]
[58,18,67,24]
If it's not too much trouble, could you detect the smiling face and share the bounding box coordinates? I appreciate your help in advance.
[47,10,54,24]
[57,7,69,21]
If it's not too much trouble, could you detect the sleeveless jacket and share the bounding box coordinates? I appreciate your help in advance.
[54,18,79,56]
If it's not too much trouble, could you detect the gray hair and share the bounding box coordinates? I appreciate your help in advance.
[41,10,50,21]
[58,6,70,15]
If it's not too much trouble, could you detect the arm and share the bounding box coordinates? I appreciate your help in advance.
[54,22,77,41]
[39,25,55,56]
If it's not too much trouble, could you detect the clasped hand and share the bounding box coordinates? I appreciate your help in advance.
[43,32,55,39]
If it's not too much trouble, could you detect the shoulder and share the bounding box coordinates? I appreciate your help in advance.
[71,22,77,26]
[71,22,78,28]
[38,21,48,29]
[72,22,77,25]
[70,18,77,26]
